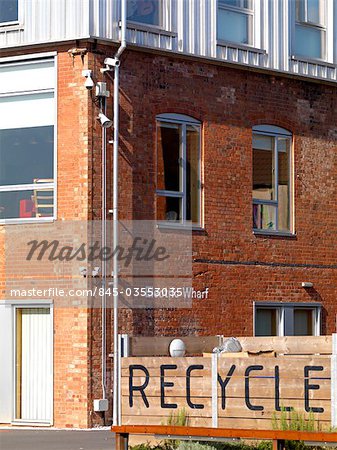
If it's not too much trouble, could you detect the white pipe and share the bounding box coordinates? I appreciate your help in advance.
[112,63,119,427]
[116,0,127,59]
[112,0,127,427]
[101,98,107,402]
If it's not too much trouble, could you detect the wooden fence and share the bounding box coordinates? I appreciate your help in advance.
[120,335,337,431]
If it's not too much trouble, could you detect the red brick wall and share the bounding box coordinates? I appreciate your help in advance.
[89,47,337,339]
[53,50,91,428]
[0,46,93,428]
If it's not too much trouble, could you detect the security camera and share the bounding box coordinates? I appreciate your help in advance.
[103,57,121,68]
[82,70,94,90]
[98,112,113,128]
[92,267,100,277]
[79,267,87,277]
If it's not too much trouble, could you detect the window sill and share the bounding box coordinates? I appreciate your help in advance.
[0,21,23,32]
[123,21,177,38]
[157,222,204,232]
[253,229,296,238]
[290,55,336,68]
[217,40,267,54]
[0,217,55,225]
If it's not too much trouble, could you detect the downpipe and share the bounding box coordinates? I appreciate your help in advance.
[100,0,127,427]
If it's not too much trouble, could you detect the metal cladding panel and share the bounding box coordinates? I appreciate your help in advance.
[0,0,89,49]
[289,59,337,81]
[90,0,119,41]
[0,0,336,83]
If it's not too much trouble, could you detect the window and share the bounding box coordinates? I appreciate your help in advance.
[294,0,326,59]
[156,114,201,225]
[254,303,321,336]
[0,0,18,24]
[0,59,55,222]
[252,125,292,233]
[217,0,253,45]
[127,0,161,26]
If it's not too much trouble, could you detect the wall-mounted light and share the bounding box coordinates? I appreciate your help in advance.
[169,339,186,357]
[302,282,314,288]
[82,69,94,90]
[98,112,112,128]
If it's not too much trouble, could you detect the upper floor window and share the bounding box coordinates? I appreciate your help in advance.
[254,303,321,336]
[0,59,55,222]
[127,0,161,26]
[294,0,326,59]
[156,114,201,226]
[252,125,292,233]
[0,0,18,24]
[217,0,253,45]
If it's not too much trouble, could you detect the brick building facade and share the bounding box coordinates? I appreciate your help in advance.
[0,0,336,429]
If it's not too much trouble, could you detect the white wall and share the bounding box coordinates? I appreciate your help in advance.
[0,304,13,423]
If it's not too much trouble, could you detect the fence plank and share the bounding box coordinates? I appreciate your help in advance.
[129,336,221,356]
[128,336,332,356]
[122,377,332,399]
[332,334,337,428]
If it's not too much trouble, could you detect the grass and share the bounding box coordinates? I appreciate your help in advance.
[130,408,335,450]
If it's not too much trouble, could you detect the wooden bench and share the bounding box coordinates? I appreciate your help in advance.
[112,425,337,450]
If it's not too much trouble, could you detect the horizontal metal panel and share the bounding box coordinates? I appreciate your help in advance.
[0,60,54,94]
[0,93,54,129]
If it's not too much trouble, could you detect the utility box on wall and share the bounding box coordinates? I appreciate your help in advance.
[93,399,109,412]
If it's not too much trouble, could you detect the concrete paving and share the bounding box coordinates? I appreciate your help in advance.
[0,429,115,450]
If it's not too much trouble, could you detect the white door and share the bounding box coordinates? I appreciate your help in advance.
[15,308,52,423]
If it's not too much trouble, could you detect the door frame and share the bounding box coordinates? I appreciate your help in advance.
[5,299,54,426]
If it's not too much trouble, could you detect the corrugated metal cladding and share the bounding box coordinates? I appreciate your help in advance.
[0,0,336,83]
[0,0,90,49]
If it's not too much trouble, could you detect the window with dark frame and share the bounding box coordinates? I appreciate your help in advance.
[294,0,326,59]
[0,0,18,24]
[217,0,254,45]
[126,0,162,26]
[156,114,201,226]
[255,304,321,337]
[252,125,292,233]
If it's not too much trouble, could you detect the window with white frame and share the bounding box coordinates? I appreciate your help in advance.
[127,0,162,26]
[252,125,292,233]
[0,0,18,24]
[254,303,321,336]
[294,0,326,59]
[156,114,201,225]
[217,0,254,45]
[0,59,55,221]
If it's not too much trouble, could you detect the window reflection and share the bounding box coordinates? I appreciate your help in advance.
[0,188,54,220]
[0,126,54,186]
[127,0,161,26]
[0,0,18,23]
